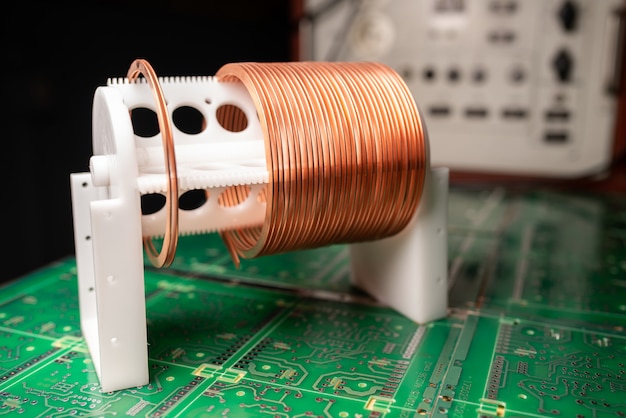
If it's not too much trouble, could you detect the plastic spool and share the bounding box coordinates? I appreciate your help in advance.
[70,59,449,392]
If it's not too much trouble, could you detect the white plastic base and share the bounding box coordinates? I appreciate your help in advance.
[71,172,149,392]
[350,167,449,323]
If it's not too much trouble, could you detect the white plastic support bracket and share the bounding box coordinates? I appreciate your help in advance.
[350,167,449,324]
[70,172,149,392]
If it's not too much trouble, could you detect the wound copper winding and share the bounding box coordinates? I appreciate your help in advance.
[214,61,427,263]
[129,59,427,268]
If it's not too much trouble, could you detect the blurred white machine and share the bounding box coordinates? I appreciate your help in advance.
[299,0,626,178]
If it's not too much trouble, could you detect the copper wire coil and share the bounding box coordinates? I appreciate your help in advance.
[127,59,180,268]
[215,61,427,262]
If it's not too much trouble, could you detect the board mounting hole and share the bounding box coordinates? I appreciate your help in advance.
[141,193,166,215]
[173,105,205,134]
[130,107,160,137]
[216,104,248,132]
[218,185,251,207]
[179,189,208,211]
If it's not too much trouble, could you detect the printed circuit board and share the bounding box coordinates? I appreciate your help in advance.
[1,185,625,417]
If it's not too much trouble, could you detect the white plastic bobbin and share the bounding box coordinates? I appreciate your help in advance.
[70,67,449,393]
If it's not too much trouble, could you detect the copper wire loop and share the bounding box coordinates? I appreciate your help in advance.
[127,59,179,268]
[215,61,427,261]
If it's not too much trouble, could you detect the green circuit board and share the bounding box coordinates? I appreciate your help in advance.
[1,185,626,417]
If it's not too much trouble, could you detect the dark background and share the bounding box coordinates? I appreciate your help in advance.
[3,0,294,283]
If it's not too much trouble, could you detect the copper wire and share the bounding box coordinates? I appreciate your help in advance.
[215,61,427,262]
[216,104,248,132]
[127,59,179,268]
[126,59,427,267]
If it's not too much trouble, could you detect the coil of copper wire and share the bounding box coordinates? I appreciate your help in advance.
[214,61,427,262]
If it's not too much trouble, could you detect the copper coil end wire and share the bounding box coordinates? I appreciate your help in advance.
[215,61,428,264]
[127,59,180,268]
